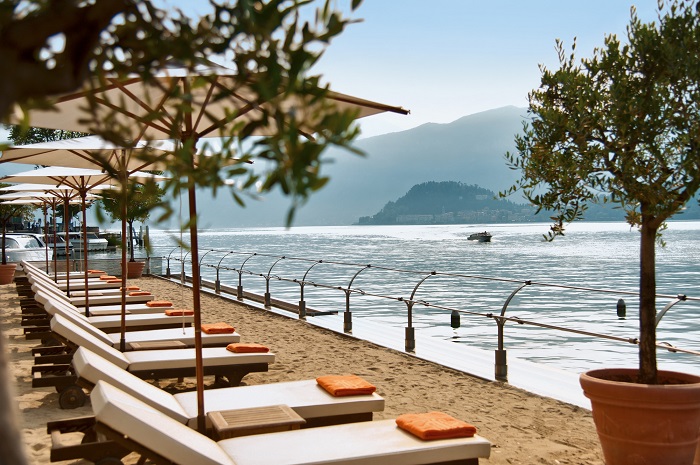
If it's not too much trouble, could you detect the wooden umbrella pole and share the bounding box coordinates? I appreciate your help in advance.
[81,185,90,316]
[52,202,58,281]
[63,199,70,296]
[120,163,128,352]
[42,203,48,272]
[188,179,205,434]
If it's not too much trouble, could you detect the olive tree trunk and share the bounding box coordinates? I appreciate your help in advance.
[638,217,659,384]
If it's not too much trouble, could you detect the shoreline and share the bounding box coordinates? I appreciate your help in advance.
[2,276,604,464]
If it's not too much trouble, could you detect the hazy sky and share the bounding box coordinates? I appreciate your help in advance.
[154,0,663,137]
[1,0,662,142]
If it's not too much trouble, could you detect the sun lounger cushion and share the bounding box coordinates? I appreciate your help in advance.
[128,291,151,296]
[165,308,193,315]
[106,279,124,284]
[121,286,141,291]
[74,348,190,424]
[316,375,377,397]
[75,348,381,429]
[88,270,106,274]
[51,315,131,369]
[147,300,173,308]
[92,381,236,465]
[226,343,269,353]
[396,412,477,440]
[202,323,235,334]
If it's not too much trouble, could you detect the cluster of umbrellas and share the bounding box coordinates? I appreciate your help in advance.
[1,61,408,433]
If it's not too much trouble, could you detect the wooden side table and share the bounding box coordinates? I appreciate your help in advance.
[128,340,187,351]
[208,404,306,440]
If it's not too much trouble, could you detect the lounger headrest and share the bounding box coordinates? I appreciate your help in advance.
[91,381,235,465]
[50,315,130,369]
[73,348,189,424]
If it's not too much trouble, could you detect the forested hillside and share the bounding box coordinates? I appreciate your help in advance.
[358,181,533,224]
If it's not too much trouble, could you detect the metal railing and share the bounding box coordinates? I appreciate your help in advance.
[152,245,700,382]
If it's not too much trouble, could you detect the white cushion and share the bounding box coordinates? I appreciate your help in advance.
[221,419,491,465]
[124,347,274,372]
[174,380,384,428]
[50,314,130,369]
[92,381,235,465]
[106,328,240,348]
[74,348,190,424]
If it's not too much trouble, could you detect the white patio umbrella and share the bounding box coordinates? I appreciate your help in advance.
[0,184,106,282]
[0,191,93,272]
[0,136,213,351]
[0,167,163,315]
[6,60,409,433]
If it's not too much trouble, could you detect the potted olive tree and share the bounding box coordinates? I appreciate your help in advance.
[98,180,165,278]
[503,1,700,464]
[0,186,37,284]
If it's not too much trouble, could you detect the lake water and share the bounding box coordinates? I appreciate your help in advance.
[139,221,700,376]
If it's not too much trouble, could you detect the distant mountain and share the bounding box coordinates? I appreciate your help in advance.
[194,106,529,227]
[358,181,534,225]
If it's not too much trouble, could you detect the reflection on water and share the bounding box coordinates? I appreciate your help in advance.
[130,221,700,375]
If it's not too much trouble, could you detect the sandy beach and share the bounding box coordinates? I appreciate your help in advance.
[1,275,604,465]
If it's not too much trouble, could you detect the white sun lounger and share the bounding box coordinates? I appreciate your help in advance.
[39,293,191,332]
[35,288,171,316]
[73,347,383,428]
[49,314,273,387]
[89,381,491,465]
[43,301,237,350]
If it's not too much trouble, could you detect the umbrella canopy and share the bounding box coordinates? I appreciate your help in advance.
[0,167,164,313]
[5,61,408,434]
[12,62,408,140]
[0,136,176,172]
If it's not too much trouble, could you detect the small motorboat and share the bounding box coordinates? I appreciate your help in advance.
[468,231,492,242]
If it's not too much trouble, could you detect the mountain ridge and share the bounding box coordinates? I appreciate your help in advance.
[194,105,529,227]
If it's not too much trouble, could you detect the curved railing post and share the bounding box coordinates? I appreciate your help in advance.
[215,251,235,294]
[198,249,216,287]
[404,272,436,352]
[181,251,191,283]
[298,260,322,319]
[236,253,257,300]
[655,294,688,352]
[495,280,531,382]
[165,246,180,278]
[344,265,371,333]
[265,256,286,308]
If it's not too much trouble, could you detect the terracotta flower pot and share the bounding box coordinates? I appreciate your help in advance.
[580,368,700,465]
[126,261,146,279]
[0,263,17,285]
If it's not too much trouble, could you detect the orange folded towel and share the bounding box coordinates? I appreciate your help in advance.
[202,322,235,334]
[226,343,269,353]
[147,301,173,308]
[88,269,106,274]
[316,375,377,397]
[395,412,477,440]
[99,275,117,281]
[128,291,151,296]
[165,309,194,316]
[120,286,140,291]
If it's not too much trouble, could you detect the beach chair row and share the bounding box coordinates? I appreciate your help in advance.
[15,263,492,464]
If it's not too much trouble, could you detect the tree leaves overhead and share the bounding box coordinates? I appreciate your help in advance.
[2,0,375,226]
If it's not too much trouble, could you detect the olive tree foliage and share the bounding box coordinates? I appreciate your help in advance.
[3,0,369,225]
[97,181,165,261]
[502,0,700,384]
[0,1,366,462]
